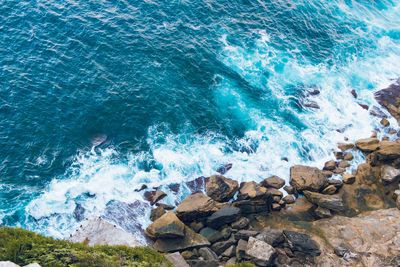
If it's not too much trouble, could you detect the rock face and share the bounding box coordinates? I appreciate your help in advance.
[176,192,218,222]
[290,165,328,192]
[146,211,185,239]
[68,217,141,247]
[245,237,276,266]
[262,176,285,189]
[355,138,380,152]
[206,175,238,202]
[304,191,345,211]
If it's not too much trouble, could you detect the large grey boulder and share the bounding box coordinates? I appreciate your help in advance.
[245,237,276,266]
[165,252,190,267]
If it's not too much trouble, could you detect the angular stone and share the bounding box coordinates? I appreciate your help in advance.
[355,138,380,152]
[314,206,332,219]
[290,165,328,192]
[238,181,268,200]
[323,160,336,171]
[211,235,236,255]
[165,252,190,267]
[198,247,218,261]
[222,245,236,257]
[146,211,185,239]
[176,192,218,222]
[153,226,210,252]
[216,163,232,175]
[262,175,285,189]
[234,230,258,241]
[342,174,356,184]
[267,188,283,197]
[304,191,345,211]
[206,175,239,202]
[206,206,240,229]
[156,203,175,210]
[322,185,337,195]
[328,179,343,188]
[150,206,166,222]
[236,239,248,260]
[322,170,333,178]
[338,161,350,168]
[380,118,390,127]
[283,230,320,256]
[377,141,400,160]
[283,185,294,194]
[343,153,354,161]
[231,217,250,230]
[144,190,167,206]
[337,143,354,151]
[199,227,230,243]
[245,237,276,266]
[256,228,284,247]
[333,167,346,174]
[282,194,295,204]
[233,198,272,215]
[381,165,400,184]
[189,221,204,233]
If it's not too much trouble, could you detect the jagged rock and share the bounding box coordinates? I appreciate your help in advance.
[153,225,210,252]
[381,165,400,184]
[165,252,190,267]
[236,239,248,260]
[283,185,294,194]
[198,247,218,261]
[150,206,166,222]
[231,217,250,230]
[256,228,284,247]
[375,81,400,125]
[237,181,268,200]
[69,217,141,247]
[328,179,343,188]
[337,143,354,151]
[262,176,285,189]
[206,175,238,202]
[144,190,167,206]
[323,160,336,171]
[176,192,218,222]
[358,103,369,110]
[211,235,236,255]
[304,191,345,211]
[376,141,400,160]
[199,227,226,243]
[338,161,350,168]
[282,194,295,204]
[206,206,240,229]
[222,245,236,257]
[380,118,390,127]
[283,230,320,256]
[343,152,354,161]
[355,138,380,152]
[216,163,232,175]
[234,230,258,241]
[322,185,337,195]
[290,165,328,192]
[314,206,332,218]
[73,203,86,222]
[342,173,356,184]
[146,211,185,239]
[245,237,276,266]
[186,176,207,193]
[233,198,272,214]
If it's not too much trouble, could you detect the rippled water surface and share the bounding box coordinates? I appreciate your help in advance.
[1,0,400,239]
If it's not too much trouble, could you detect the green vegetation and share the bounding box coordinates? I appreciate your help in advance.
[228,262,256,267]
[0,227,172,267]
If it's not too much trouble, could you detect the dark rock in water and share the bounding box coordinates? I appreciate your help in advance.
[351,89,357,98]
[144,190,167,206]
[206,175,238,202]
[73,203,86,222]
[256,228,284,247]
[303,101,320,109]
[150,206,166,222]
[186,176,207,193]
[169,184,180,193]
[90,133,107,147]
[358,103,369,110]
[370,106,387,118]
[309,89,320,95]
[375,80,400,125]
[283,230,321,256]
[261,175,285,189]
[206,206,240,229]
[134,184,148,192]
[216,163,233,175]
[333,151,344,160]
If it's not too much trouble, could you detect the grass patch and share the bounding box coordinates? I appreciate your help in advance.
[228,262,256,267]
[0,227,171,267]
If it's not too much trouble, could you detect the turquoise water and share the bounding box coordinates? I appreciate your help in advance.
[1,0,400,240]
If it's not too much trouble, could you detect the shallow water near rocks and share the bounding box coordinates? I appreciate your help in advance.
[1,0,400,241]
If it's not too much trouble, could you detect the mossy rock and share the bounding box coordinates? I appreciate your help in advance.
[0,227,172,267]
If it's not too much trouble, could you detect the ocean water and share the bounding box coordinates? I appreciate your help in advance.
[1,0,400,241]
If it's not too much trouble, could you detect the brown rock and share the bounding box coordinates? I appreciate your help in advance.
[206,175,238,202]
[376,141,400,160]
[189,221,204,233]
[322,185,337,195]
[342,174,356,184]
[333,167,346,174]
[272,203,281,211]
[156,203,175,210]
[304,191,345,211]
[290,165,328,192]
[382,136,389,141]
[150,206,166,222]
[283,185,294,194]
[323,160,336,171]
[267,188,283,197]
[231,217,250,230]
[380,118,390,127]
[355,138,380,152]
[338,161,350,168]
[389,129,397,135]
[333,151,344,160]
[283,194,295,204]
[238,181,268,200]
[176,192,218,222]
[381,165,400,184]
[314,206,332,218]
[337,143,354,151]
[262,175,285,189]
[146,211,185,239]
[343,152,354,161]
[322,170,333,178]
[328,179,343,188]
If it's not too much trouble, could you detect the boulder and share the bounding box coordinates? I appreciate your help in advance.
[189,221,204,233]
[375,81,400,125]
[290,165,328,192]
[256,228,284,247]
[376,141,400,160]
[282,194,295,204]
[321,185,337,195]
[338,161,350,168]
[342,174,356,184]
[323,160,336,171]
[186,259,218,267]
[150,206,166,222]
[283,230,320,256]
[211,235,236,255]
[236,239,248,260]
[337,143,354,151]
[381,165,400,184]
[322,170,333,178]
[198,247,218,261]
[343,152,354,161]
[200,227,231,243]
[165,252,190,267]
[206,175,238,202]
[268,188,283,198]
[283,185,294,194]
[176,192,218,222]
[234,230,258,241]
[206,206,240,229]
[272,203,281,211]
[144,190,167,206]
[216,163,232,175]
[222,245,236,257]
[153,225,210,252]
[355,138,380,152]
[156,203,175,210]
[233,198,272,214]
[328,179,343,188]
[237,181,268,200]
[262,176,285,189]
[303,191,345,211]
[231,217,250,230]
[333,167,346,174]
[146,211,185,239]
[245,237,276,266]
[380,118,390,127]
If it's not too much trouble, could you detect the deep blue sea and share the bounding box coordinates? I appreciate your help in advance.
[1,0,400,241]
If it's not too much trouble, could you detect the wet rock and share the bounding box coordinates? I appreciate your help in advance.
[245,237,276,266]
[144,190,167,206]
[186,176,207,193]
[333,151,344,160]
[389,129,397,134]
[216,163,232,175]
[236,239,248,260]
[314,206,332,218]
[198,247,218,261]
[283,230,320,256]
[233,198,272,215]
[176,192,218,222]
[262,175,285,189]
[73,203,86,222]
[222,245,235,257]
[206,206,240,229]
[323,160,336,171]
[338,143,354,151]
[321,185,337,195]
[134,184,148,192]
[321,170,333,178]
[333,167,346,174]
[343,152,354,161]
[146,211,185,239]
[256,228,284,247]
[351,89,357,98]
[375,80,400,125]
[380,118,390,127]
[283,194,295,204]
[156,203,175,210]
[153,225,210,252]
[206,175,238,202]
[211,235,236,255]
[342,173,356,184]
[338,161,350,169]
[290,165,328,192]
[303,101,320,109]
[234,230,258,241]
[358,103,369,110]
[169,184,180,193]
[376,141,400,160]
[283,185,294,194]
[355,138,380,152]
[304,191,345,211]
[381,165,400,184]
[165,252,190,267]
[150,206,166,222]
[278,197,314,221]
[231,217,250,230]
[328,179,343,188]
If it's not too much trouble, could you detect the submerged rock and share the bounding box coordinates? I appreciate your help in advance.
[144,190,167,206]
[216,163,233,175]
[290,165,328,192]
[206,175,238,202]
